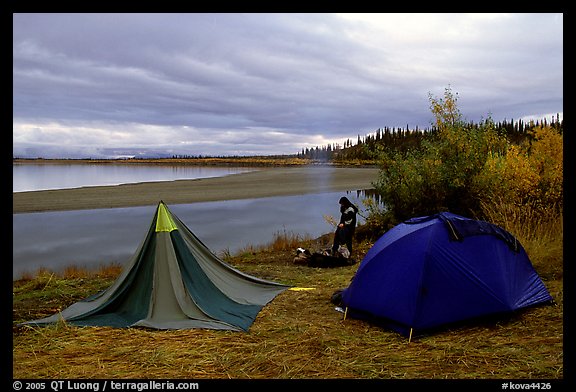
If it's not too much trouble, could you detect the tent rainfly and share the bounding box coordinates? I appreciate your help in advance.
[21,201,290,331]
[340,212,553,337]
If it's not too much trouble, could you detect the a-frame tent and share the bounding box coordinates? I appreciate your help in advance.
[22,201,290,331]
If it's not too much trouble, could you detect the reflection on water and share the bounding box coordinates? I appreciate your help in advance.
[13,191,376,279]
[13,164,255,192]
[350,188,383,205]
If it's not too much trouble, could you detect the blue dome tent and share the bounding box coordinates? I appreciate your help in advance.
[340,212,553,338]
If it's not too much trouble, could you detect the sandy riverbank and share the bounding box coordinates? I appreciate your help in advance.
[13,166,380,213]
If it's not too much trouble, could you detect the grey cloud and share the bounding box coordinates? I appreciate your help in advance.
[13,13,563,158]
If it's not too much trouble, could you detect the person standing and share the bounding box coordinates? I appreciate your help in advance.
[331,196,358,258]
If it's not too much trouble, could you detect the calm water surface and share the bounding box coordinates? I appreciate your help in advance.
[13,191,368,279]
[12,163,374,279]
[12,164,376,279]
[13,163,255,192]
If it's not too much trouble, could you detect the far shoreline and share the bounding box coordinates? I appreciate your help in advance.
[12,156,379,168]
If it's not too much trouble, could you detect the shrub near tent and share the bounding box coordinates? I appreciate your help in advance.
[340,212,553,337]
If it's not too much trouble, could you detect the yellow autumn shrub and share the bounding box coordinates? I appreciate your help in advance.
[474,125,563,274]
[527,125,563,208]
[475,125,563,210]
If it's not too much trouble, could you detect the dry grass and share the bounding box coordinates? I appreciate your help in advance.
[480,199,563,280]
[13,230,563,380]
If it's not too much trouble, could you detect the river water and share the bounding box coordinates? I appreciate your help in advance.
[13,163,255,192]
[13,164,373,279]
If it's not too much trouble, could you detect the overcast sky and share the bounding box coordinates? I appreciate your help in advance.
[13,13,563,159]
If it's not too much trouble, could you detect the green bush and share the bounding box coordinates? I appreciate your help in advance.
[374,87,508,222]
[372,87,563,227]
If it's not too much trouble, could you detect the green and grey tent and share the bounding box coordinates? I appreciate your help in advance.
[22,201,290,331]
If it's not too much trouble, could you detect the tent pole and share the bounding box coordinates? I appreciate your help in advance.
[408,328,413,343]
[343,307,348,321]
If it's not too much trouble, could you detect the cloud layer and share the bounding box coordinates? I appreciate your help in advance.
[13,13,563,158]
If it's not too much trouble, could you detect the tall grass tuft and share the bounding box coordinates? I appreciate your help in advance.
[256,229,312,253]
[15,262,124,282]
[224,229,314,261]
[269,229,312,251]
[480,199,563,280]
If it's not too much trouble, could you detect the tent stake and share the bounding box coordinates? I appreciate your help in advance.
[408,328,413,343]
[343,307,348,321]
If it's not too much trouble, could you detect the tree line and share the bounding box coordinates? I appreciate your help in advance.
[297,115,563,163]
